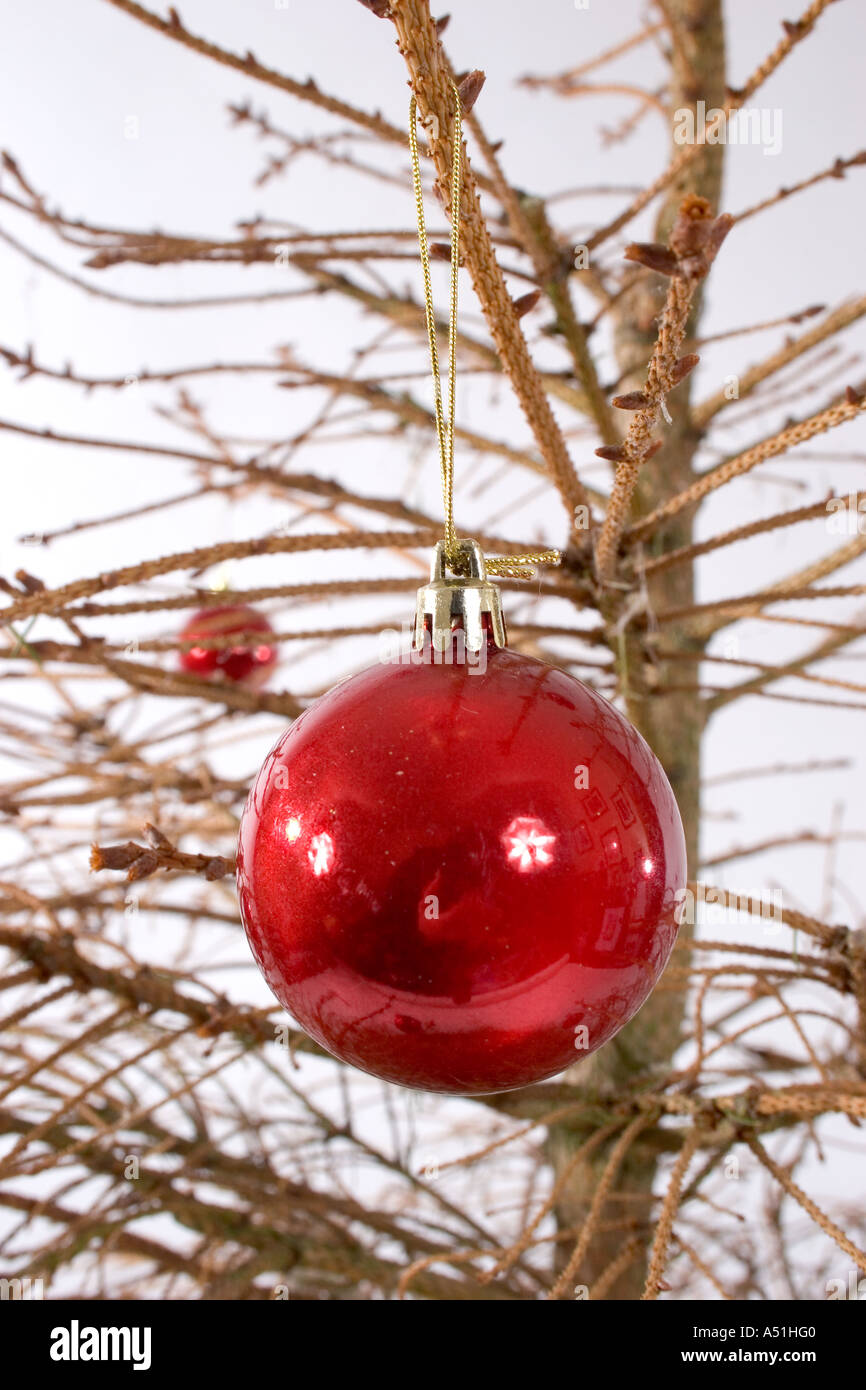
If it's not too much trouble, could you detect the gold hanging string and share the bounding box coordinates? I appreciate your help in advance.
[408,87,460,564]
[408,86,559,583]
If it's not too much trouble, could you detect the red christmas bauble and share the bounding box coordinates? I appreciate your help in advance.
[236,632,686,1094]
[178,604,277,687]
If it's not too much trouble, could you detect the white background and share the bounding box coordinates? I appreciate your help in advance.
[1,0,864,1296]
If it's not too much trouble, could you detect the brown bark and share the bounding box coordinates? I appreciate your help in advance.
[546,0,727,1298]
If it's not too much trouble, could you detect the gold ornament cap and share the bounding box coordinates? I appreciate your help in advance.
[414,538,506,653]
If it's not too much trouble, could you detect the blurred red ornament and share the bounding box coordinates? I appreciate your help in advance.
[236,595,686,1093]
[178,604,277,687]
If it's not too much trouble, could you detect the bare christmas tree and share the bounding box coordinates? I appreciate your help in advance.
[1,0,865,1301]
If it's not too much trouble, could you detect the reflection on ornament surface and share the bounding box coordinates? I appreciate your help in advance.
[237,633,686,1094]
[501,816,557,872]
[307,832,335,877]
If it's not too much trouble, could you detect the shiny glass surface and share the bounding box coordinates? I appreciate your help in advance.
[237,638,686,1094]
[179,604,276,686]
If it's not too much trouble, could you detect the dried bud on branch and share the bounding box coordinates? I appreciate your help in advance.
[625,202,733,283]
[595,444,629,462]
[513,289,542,319]
[670,353,701,385]
[144,822,173,851]
[623,242,679,277]
[456,69,486,115]
[833,152,866,176]
[612,390,653,411]
[14,570,44,593]
[595,438,663,464]
[90,842,141,873]
[669,195,734,280]
[128,851,161,881]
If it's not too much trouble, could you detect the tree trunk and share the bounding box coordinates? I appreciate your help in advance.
[546,0,727,1298]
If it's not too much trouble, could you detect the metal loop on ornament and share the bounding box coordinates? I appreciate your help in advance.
[414,538,507,654]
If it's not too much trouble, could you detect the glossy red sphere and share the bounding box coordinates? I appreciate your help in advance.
[236,636,686,1094]
[178,604,277,686]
